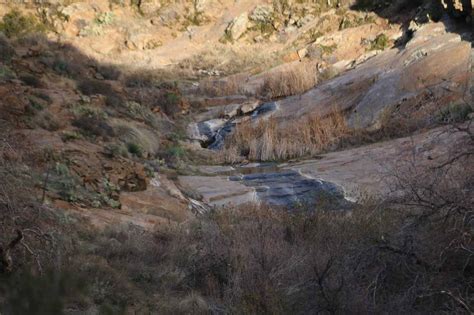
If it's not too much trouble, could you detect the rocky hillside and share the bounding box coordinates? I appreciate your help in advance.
[0,0,473,313]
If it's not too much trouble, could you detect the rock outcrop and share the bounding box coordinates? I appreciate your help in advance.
[264,22,471,129]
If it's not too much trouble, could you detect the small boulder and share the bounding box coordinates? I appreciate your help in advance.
[239,100,260,115]
[139,0,163,16]
[297,48,308,60]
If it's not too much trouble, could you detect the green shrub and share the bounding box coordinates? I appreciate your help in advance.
[72,116,115,138]
[0,65,16,81]
[78,12,114,37]
[0,34,15,62]
[78,24,103,37]
[436,103,473,123]
[370,33,389,51]
[33,111,61,131]
[26,95,49,113]
[319,43,338,55]
[109,0,126,8]
[48,162,80,202]
[61,130,83,142]
[122,101,159,127]
[166,145,185,158]
[124,72,157,88]
[0,10,46,38]
[127,142,143,157]
[70,104,107,119]
[104,143,129,158]
[51,57,82,78]
[31,91,52,103]
[0,270,87,314]
[160,92,181,116]
[95,12,115,26]
[71,104,114,138]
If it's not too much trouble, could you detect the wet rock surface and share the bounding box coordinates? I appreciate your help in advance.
[229,168,351,209]
[189,101,278,149]
[180,164,352,210]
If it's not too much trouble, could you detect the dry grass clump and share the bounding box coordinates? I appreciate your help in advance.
[258,61,318,99]
[220,103,439,163]
[198,73,249,97]
[178,45,284,76]
[121,46,284,86]
[222,109,349,161]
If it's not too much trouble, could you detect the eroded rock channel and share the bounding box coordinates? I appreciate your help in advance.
[184,102,352,210]
[184,21,473,211]
[188,101,278,149]
[179,163,353,210]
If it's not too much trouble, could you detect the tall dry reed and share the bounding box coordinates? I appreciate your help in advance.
[222,109,349,161]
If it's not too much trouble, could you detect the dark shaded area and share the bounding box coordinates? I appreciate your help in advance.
[352,0,473,43]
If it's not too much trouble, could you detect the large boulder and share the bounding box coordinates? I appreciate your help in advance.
[225,13,249,41]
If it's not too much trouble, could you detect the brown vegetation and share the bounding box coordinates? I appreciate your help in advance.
[221,109,349,161]
[219,99,455,162]
[198,73,249,97]
[2,132,467,313]
[258,61,318,99]
[82,125,471,313]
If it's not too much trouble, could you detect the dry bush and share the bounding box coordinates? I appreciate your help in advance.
[0,137,89,314]
[77,79,114,97]
[222,109,349,161]
[220,102,439,162]
[163,127,473,313]
[170,204,370,313]
[1,124,471,313]
[258,61,318,99]
[198,73,249,97]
